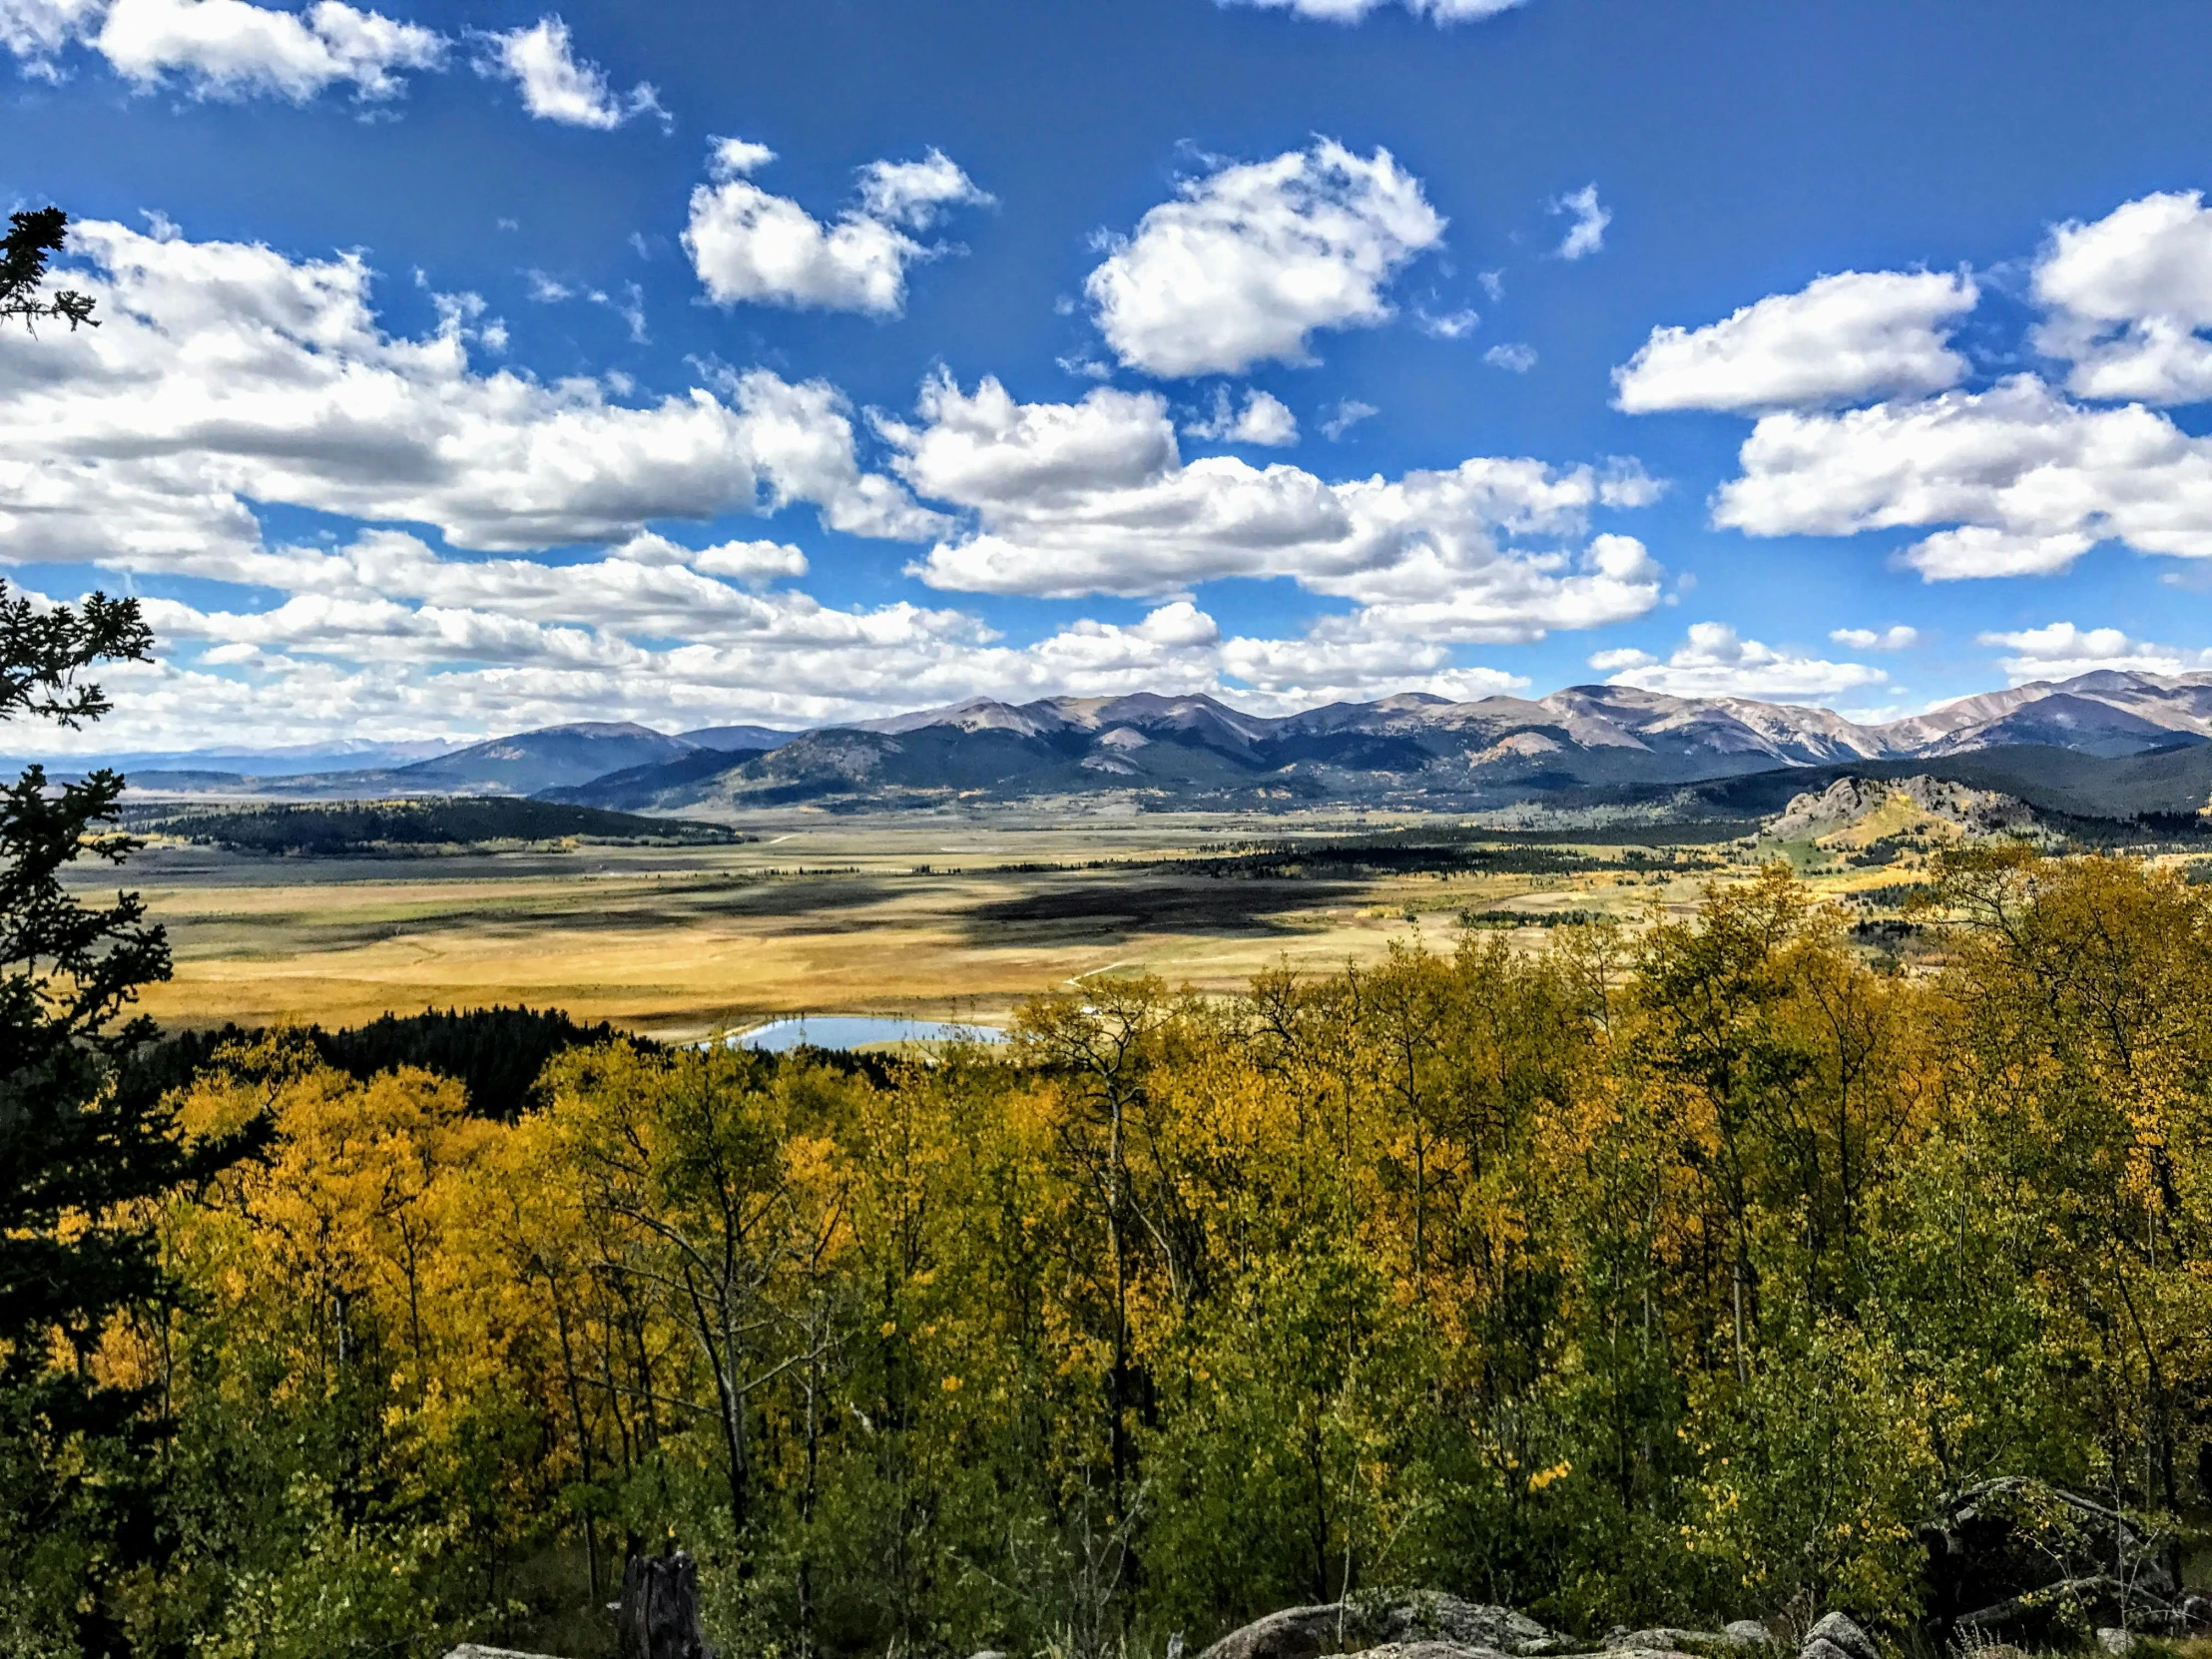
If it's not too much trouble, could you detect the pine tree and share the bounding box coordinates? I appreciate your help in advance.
[0,578,179,1382]
[0,208,248,1656]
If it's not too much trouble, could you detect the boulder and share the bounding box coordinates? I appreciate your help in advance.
[1800,1613,1878,1659]
[1606,1633,1736,1653]
[1201,1594,1556,1659]
[1723,1626,1772,1648]
[1325,1643,1510,1659]
[2096,1631,2136,1657]
[1205,1604,1367,1659]
[446,1649,569,1659]
[1379,1599,1552,1655]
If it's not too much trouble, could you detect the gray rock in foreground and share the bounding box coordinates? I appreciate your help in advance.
[446,1647,568,1659]
[1606,1631,1749,1652]
[1201,1593,1557,1659]
[1800,1613,1878,1659]
[1325,1642,1512,1659]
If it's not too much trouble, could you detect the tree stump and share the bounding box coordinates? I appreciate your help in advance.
[617,1550,713,1659]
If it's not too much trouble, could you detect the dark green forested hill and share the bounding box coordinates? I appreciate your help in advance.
[122,1005,656,1121]
[133,797,742,854]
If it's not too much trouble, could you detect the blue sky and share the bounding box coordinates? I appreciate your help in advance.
[6,0,2212,748]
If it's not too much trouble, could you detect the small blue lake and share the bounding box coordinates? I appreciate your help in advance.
[734,1016,1008,1053]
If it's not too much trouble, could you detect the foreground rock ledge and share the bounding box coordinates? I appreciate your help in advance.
[1198,1592,1786,1659]
[1199,1593,1557,1659]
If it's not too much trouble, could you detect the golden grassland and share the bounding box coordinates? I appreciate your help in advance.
[84,805,2000,1039]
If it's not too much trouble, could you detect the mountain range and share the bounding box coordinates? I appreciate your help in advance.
[83,670,2212,820]
[90,723,798,800]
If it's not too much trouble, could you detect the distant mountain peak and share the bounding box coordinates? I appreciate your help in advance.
[97,664,2212,812]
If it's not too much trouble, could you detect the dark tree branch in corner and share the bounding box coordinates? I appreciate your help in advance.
[0,208,98,331]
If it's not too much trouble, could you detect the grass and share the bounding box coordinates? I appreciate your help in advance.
[88,809,2058,1040]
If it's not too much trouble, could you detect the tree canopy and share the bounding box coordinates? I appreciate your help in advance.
[17,851,2212,1656]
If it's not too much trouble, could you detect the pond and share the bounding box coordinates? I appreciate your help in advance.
[733,1015,1009,1053]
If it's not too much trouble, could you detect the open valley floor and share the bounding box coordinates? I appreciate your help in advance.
[105,812,1791,1037]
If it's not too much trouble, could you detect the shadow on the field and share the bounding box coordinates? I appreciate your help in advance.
[961,874,1361,944]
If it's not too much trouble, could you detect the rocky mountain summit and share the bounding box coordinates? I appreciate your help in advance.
[541,672,2212,816]
[89,670,2212,815]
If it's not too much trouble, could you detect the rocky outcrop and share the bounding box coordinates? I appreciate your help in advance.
[1798,1611,1878,1659]
[1202,1602,1373,1659]
[1343,1642,1510,1659]
[1607,1630,1766,1655]
[1767,776,2034,842]
[1201,1593,1556,1659]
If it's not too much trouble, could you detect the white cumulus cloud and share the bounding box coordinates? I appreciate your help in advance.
[684,138,991,316]
[1625,191,2212,586]
[1084,140,1446,377]
[0,217,945,571]
[14,524,1550,748]
[1712,375,2212,579]
[0,0,104,63]
[1184,386,1301,446]
[0,213,1658,746]
[1976,621,2212,684]
[1593,622,1889,702]
[886,372,1664,650]
[54,550,1272,747]
[474,14,660,128]
[2032,191,2212,404]
[83,0,441,99]
[0,2,672,120]
[1830,625,1919,651]
[1614,270,1977,413]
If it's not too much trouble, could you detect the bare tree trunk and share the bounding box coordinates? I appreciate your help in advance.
[800,1338,822,1659]
[686,1266,751,1537]
[548,1279,602,1601]
[1732,1251,1749,1386]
